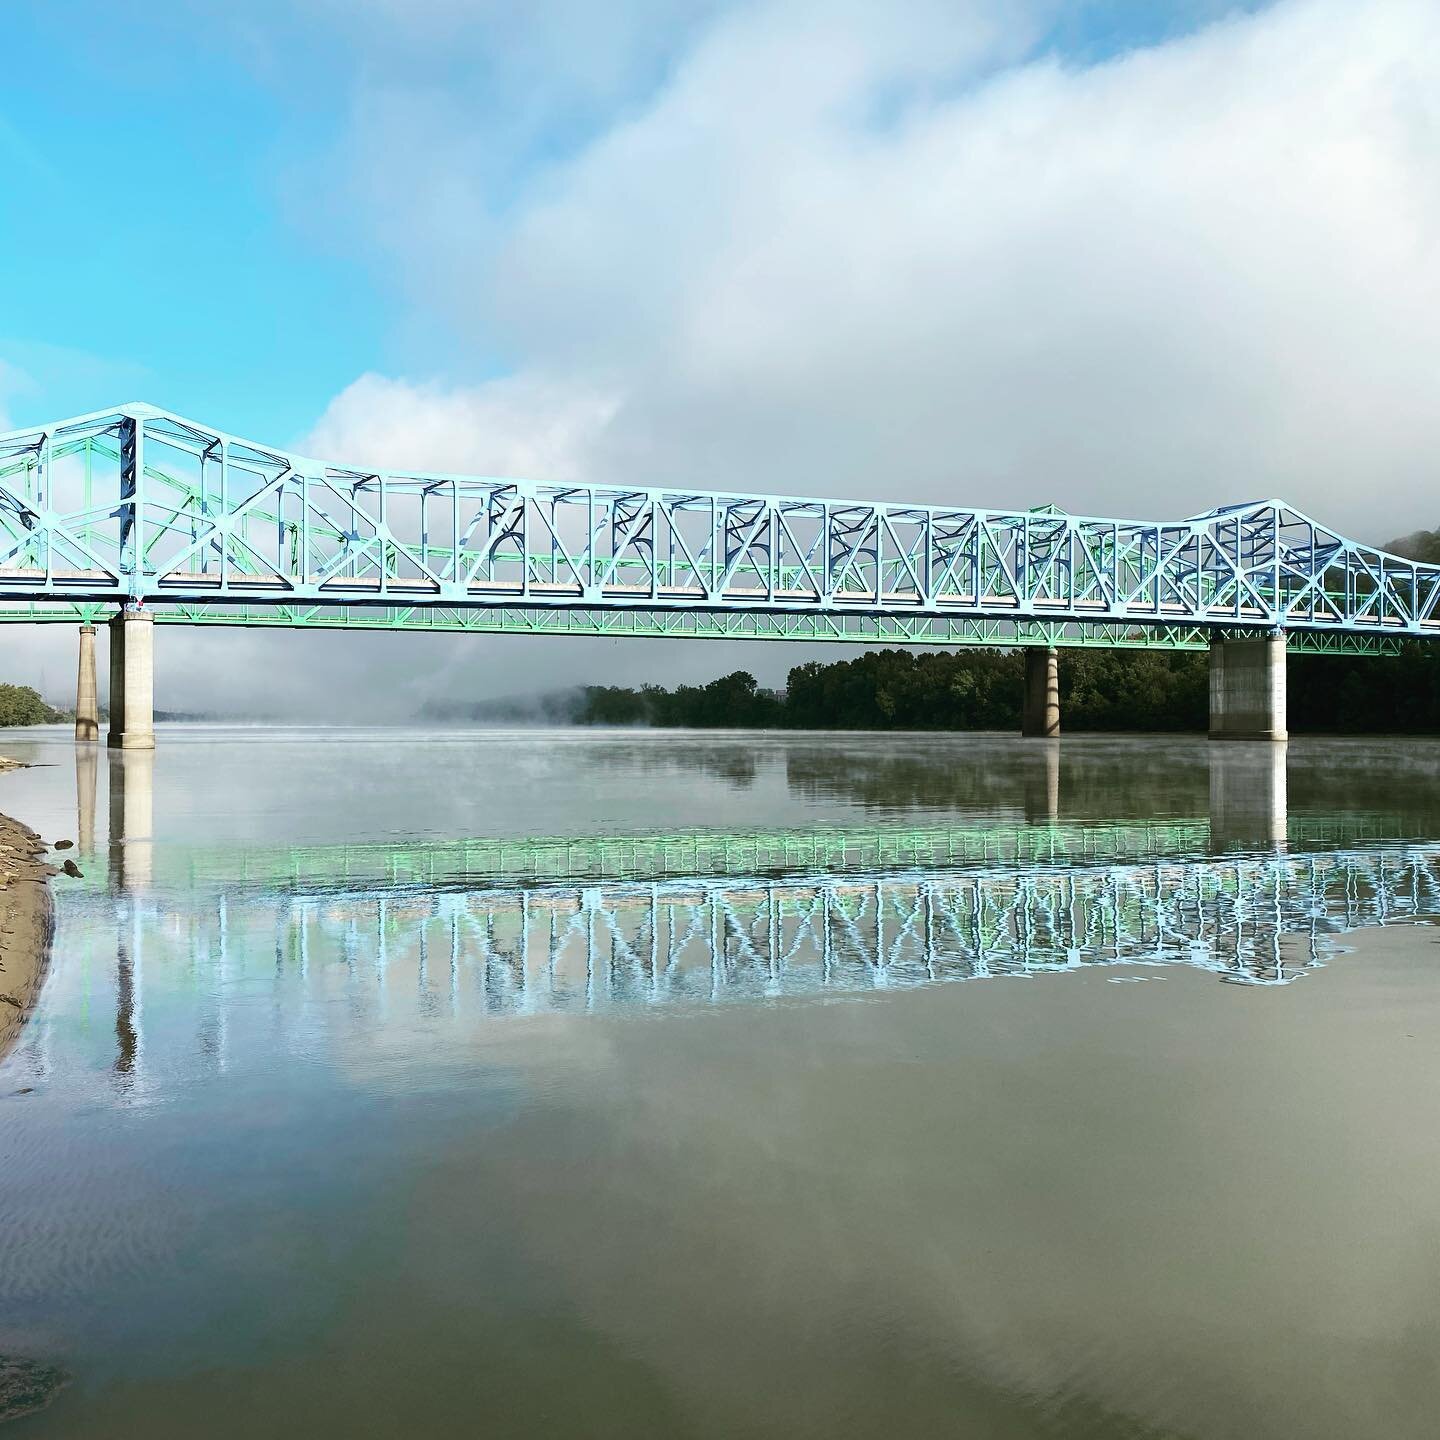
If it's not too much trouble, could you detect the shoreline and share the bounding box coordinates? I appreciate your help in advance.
[0,766,57,1072]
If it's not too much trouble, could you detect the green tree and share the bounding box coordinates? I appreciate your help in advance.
[0,684,60,727]
[1387,528,1440,564]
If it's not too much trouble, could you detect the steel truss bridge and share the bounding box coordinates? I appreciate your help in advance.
[0,402,1434,652]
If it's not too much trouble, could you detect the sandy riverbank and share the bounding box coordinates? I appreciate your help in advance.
[0,764,57,1071]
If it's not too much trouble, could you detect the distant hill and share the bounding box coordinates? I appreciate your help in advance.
[1386,528,1440,563]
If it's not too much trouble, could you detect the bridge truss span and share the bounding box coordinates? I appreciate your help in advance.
[0,402,1435,644]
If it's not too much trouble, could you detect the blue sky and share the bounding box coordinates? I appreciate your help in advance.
[0,3,382,437]
[0,1,1266,445]
[1,0,731,437]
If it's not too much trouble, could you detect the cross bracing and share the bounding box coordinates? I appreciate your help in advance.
[0,402,1433,649]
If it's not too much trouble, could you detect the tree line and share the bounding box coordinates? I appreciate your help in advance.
[0,684,62,727]
[562,641,1440,734]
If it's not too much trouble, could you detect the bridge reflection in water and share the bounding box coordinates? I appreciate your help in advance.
[42,740,1440,1094]
[108,844,1440,1020]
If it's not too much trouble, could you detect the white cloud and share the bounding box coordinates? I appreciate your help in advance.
[307,0,1440,544]
[305,371,619,479]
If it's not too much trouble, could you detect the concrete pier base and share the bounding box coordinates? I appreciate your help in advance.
[75,624,99,742]
[107,609,155,750]
[1022,646,1060,738]
[1208,635,1286,741]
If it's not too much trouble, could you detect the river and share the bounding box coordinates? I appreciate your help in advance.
[3,727,1440,1437]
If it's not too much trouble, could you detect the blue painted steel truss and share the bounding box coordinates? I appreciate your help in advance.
[0,402,1434,646]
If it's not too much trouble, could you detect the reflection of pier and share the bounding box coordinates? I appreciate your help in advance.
[1209,743,1288,850]
[74,744,97,854]
[106,750,153,890]
[1023,740,1060,824]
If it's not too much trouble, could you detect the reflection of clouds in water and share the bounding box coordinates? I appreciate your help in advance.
[0,1117,196,1307]
[381,924,1440,1440]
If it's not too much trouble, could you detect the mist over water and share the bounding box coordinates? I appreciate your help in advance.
[3,728,1440,1438]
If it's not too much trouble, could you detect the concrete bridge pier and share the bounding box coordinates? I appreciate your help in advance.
[1209,634,1286,741]
[1022,646,1060,738]
[107,609,155,750]
[75,624,99,742]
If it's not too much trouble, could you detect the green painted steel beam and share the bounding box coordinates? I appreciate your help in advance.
[0,599,1403,654]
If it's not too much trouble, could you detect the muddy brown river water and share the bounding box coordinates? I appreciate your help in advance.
[2,726,1440,1438]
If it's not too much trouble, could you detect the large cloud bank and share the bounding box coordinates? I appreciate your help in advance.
[308,0,1440,541]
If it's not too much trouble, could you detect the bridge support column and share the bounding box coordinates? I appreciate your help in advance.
[1022,646,1060,738]
[1209,634,1286,741]
[107,609,155,751]
[75,624,99,742]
